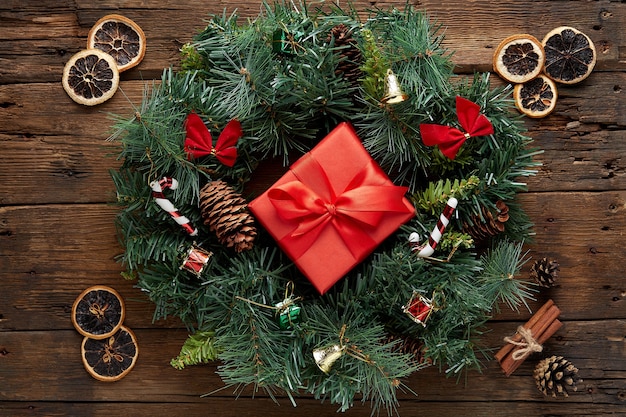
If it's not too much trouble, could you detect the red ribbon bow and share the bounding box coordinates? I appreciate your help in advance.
[184,112,242,167]
[420,96,494,159]
[267,154,411,260]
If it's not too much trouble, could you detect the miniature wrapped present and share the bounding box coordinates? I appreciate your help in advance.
[249,122,415,294]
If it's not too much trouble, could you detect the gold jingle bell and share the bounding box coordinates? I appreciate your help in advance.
[381,69,407,105]
[313,344,344,373]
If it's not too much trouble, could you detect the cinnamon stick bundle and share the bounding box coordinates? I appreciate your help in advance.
[495,299,562,376]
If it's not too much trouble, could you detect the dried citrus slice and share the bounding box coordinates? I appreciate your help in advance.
[542,26,596,84]
[62,49,119,106]
[81,325,139,382]
[87,14,146,72]
[71,285,125,340]
[513,75,558,118]
[493,34,545,84]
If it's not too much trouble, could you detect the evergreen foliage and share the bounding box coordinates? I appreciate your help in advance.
[109,2,540,414]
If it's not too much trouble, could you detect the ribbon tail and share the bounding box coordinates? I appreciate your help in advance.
[184,141,214,159]
[437,138,465,159]
[331,215,379,259]
[420,124,466,159]
[216,148,238,167]
[420,124,453,146]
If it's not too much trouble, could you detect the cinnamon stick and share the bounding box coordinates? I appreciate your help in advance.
[537,319,562,345]
[500,304,561,376]
[528,304,561,342]
[494,299,554,363]
[497,300,562,376]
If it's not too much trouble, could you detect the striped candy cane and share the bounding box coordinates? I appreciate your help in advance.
[412,197,458,258]
[150,176,198,236]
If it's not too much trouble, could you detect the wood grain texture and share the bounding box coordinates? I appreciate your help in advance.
[1,0,625,415]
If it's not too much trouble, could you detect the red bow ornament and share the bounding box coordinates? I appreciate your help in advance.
[184,112,242,167]
[420,96,494,159]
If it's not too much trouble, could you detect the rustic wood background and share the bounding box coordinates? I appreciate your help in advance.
[1,1,625,416]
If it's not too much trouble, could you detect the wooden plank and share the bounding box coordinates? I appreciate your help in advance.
[1,400,625,417]
[526,129,626,193]
[0,321,623,403]
[0,134,120,205]
[0,82,141,137]
[1,1,625,83]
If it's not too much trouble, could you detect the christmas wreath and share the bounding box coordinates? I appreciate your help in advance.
[110,2,540,414]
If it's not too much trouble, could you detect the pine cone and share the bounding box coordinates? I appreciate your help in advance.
[463,200,509,242]
[534,355,582,397]
[530,257,560,288]
[385,333,428,365]
[199,180,257,252]
[328,24,363,90]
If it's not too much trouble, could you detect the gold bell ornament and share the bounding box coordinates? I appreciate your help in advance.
[312,324,392,379]
[381,68,408,105]
[313,344,345,374]
[312,324,381,374]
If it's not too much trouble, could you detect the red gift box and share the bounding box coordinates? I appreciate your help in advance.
[248,122,415,294]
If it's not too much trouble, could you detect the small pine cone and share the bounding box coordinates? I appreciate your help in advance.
[463,200,509,242]
[530,257,560,288]
[327,24,363,89]
[199,180,257,253]
[534,355,582,397]
[385,333,428,365]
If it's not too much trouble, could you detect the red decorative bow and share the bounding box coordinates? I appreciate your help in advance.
[420,96,494,159]
[268,154,411,259]
[184,112,242,167]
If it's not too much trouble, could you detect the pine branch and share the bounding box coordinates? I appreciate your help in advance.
[478,239,536,313]
[171,331,221,370]
[411,175,481,216]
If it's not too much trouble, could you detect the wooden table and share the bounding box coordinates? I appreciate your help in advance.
[1,1,625,415]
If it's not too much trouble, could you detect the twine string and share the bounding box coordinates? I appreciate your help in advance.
[235,281,301,313]
[503,326,543,361]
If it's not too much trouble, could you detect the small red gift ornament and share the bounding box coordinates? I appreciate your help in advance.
[402,291,433,327]
[248,122,415,294]
[180,245,213,277]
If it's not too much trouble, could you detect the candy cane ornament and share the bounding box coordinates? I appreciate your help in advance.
[411,197,458,258]
[150,177,198,236]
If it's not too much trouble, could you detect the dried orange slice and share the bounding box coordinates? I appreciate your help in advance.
[81,325,139,382]
[493,34,545,84]
[542,26,596,84]
[87,14,146,72]
[62,49,119,106]
[71,285,125,340]
[513,75,558,118]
